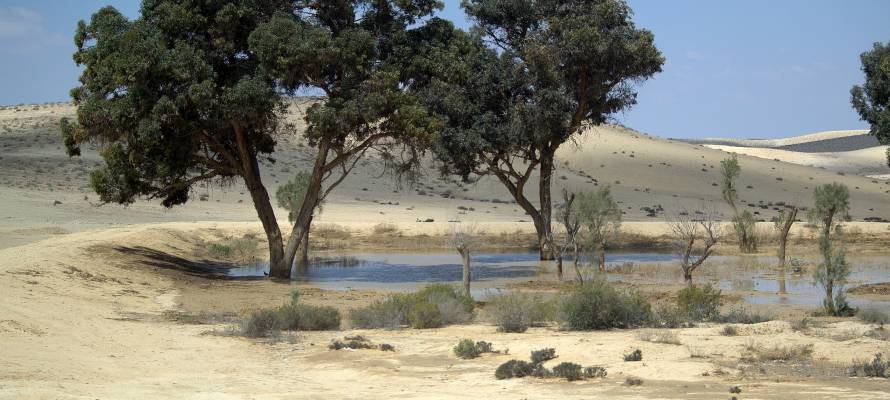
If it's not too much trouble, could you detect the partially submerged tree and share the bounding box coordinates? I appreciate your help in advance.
[426,0,663,260]
[851,41,890,167]
[555,189,582,282]
[64,1,444,279]
[668,207,722,284]
[575,186,622,273]
[276,171,323,266]
[809,183,853,316]
[450,222,476,297]
[771,205,799,294]
[720,155,757,253]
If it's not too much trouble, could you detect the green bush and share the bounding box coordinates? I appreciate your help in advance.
[676,284,721,322]
[495,360,535,380]
[552,362,583,381]
[530,348,557,364]
[408,301,442,329]
[584,366,607,378]
[848,353,888,378]
[277,303,341,331]
[241,309,281,338]
[623,349,642,362]
[858,308,890,325]
[453,339,495,359]
[559,280,651,330]
[649,303,687,328]
[717,308,772,324]
[485,291,554,333]
[349,285,473,329]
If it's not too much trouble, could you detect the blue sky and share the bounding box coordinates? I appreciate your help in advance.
[0,1,888,139]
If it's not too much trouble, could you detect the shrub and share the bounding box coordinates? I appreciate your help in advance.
[676,284,721,322]
[752,343,813,362]
[530,348,557,364]
[453,339,495,359]
[408,301,442,329]
[623,349,642,362]
[848,353,888,378]
[241,309,281,338]
[495,360,535,380]
[721,325,738,336]
[372,223,400,235]
[790,317,811,332]
[552,362,584,381]
[649,303,687,328]
[637,329,681,345]
[485,291,554,333]
[276,303,341,331]
[584,366,607,378]
[349,285,473,329]
[380,343,395,351]
[559,280,651,330]
[858,308,890,325]
[717,308,773,324]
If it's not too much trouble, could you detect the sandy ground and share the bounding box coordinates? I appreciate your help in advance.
[2,223,890,399]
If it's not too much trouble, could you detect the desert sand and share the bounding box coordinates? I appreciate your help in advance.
[2,102,890,399]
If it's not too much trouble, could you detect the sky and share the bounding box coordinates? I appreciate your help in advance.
[0,1,888,139]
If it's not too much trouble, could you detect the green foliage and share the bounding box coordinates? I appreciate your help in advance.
[551,362,584,381]
[242,309,282,338]
[204,234,260,263]
[453,339,495,359]
[484,291,554,333]
[716,308,773,324]
[721,155,757,252]
[276,171,317,223]
[495,359,535,380]
[851,41,890,166]
[623,349,642,362]
[575,186,622,252]
[676,284,722,322]
[720,155,742,208]
[559,279,651,330]
[276,303,341,331]
[530,348,557,364]
[809,183,853,316]
[350,284,474,329]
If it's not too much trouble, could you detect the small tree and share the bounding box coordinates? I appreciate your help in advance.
[720,155,757,252]
[851,41,890,167]
[276,171,323,267]
[809,183,853,316]
[668,207,722,284]
[450,222,476,297]
[556,189,583,282]
[575,187,622,273]
[771,205,799,294]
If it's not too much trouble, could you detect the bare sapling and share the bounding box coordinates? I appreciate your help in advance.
[668,207,722,283]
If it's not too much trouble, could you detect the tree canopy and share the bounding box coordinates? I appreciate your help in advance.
[851,41,890,166]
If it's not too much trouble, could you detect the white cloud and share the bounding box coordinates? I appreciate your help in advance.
[0,7,66,48]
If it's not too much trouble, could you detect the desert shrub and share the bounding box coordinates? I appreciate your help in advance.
[623,349,642,362]
[453,339,495,359]
[372,223,400,235]
[790,317,811,332]
[858,308,890,325]
[717,308,773,324]
[584,366,607,378]
[204,234,259,263]
[530,348,557,364]
[552,362,584,381]
[649,303,688,328]
[751,343,814,361]
[408,301,443,329]
[380,343,395,351]
[637,329,681,345]
[721,325,738,336]
[485,291,554,333]
[241,309,281,338]
[276,303,341,331]
[495,359,535,380]
[329,335,393,351]
[866,328,890,341]
[349,285,473,329]
[848,353,888,378]
[676,284,722,322]
[559,280,651,330]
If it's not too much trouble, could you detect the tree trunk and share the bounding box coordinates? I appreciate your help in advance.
[572,242,583,282]
[282,141,330,278]
[460,248,471,297]
[683,269,693,284]
[538,148,555,261]
[555,253,563,281]
[295,214,313,270]
[598,248,606,273]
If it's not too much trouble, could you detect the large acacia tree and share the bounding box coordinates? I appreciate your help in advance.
[426,0,664,259]
[851,41,890,167]
[63,0,442,279]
